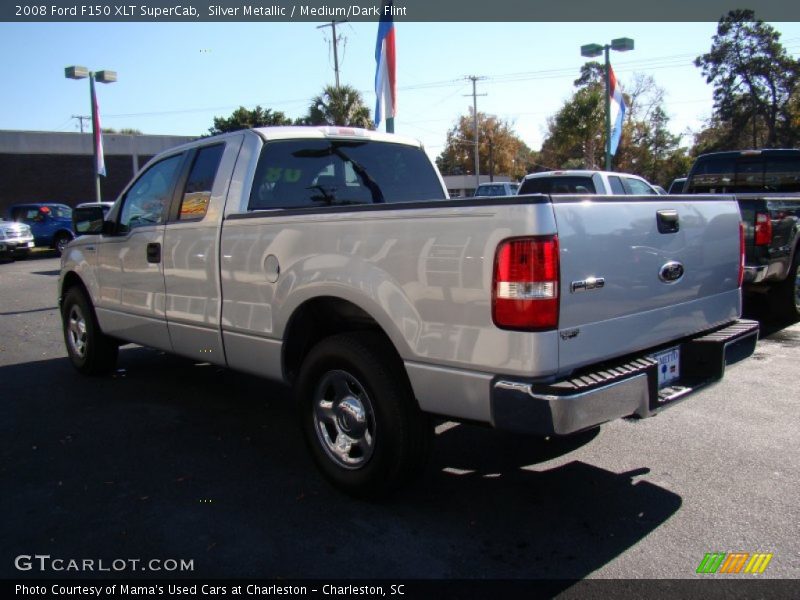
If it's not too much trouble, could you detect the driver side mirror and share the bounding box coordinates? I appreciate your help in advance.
[72,206,107,235]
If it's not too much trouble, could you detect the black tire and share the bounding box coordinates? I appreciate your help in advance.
[295,331,432,499]
[54,233,72,257]
[62,286,118,375]
[768,249,800,321]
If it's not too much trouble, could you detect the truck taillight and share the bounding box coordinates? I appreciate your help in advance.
[754,212,772,246]
[492,236,559,331]
[738,221,745,287]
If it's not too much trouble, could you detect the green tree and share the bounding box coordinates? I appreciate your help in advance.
[539,85,605,170]
[303,85,373,129]
[541,70,690,186]
[436,112,533,180]
[209,105,292,135]
[694,9,800,148]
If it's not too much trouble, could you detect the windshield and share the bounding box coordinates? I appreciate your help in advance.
[249,139,445,210]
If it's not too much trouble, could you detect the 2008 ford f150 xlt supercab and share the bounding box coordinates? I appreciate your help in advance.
[60,126,758,497]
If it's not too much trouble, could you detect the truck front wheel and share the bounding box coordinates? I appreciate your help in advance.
[54,232,72,257]
[62,286,119,375]
[295,332,432,498]
[768,249,800,321]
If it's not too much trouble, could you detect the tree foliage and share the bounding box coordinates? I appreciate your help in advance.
[436,112,534,180]
[303,85,373,129]
[209,106,292,135]
[539,85,605,170]
[694,9,800,149]
[101,127,143,135]
[540,68,691,186]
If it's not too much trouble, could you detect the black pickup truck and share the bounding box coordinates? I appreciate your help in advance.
[685,149,800,320]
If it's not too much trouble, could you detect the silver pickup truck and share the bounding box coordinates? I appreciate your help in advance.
[60,127,758,497]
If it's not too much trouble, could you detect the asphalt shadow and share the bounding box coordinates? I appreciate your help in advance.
[0,346,681,584]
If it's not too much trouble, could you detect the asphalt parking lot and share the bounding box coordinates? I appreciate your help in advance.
[1,254,798,584]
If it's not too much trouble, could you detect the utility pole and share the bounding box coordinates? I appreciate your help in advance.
[317,20,347,88]
[464,76,487,190]
[488,137,494,182]
[71,115,90,133]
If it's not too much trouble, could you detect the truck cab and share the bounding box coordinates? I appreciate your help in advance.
[519,170,659,196]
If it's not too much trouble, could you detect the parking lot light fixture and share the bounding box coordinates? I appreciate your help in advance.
[65,65,118,203]
[580,38,634,170]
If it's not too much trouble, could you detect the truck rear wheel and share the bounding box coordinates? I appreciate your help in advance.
[768,249,800,321]
[295,332,432,498]
[62,286,119,375]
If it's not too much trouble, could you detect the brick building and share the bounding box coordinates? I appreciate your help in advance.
[0,130,195,214]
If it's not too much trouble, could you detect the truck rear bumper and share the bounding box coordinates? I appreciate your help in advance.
[490,319,760,436]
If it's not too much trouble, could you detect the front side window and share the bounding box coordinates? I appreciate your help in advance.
[49,205,72,219]
[248,139,445,210]
[118,154,183,233]
[178,145,225,220]
[624,177,657,195]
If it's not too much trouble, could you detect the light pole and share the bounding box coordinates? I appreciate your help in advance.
[580,38,633,171]
[65,65,117,203]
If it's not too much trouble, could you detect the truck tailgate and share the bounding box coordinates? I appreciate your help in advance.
[553,196,742,374]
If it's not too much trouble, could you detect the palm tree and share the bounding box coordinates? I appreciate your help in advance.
[306,85,374,129]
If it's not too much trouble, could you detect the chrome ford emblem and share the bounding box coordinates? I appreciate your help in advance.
[659,261,684,283]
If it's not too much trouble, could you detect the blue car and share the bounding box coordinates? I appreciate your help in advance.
[8,203,75,256]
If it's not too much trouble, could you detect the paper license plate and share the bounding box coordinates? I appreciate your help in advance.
[650,346,680,388]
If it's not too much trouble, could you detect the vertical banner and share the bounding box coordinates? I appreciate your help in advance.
[608,64,626,156]
[374,1,397,132]
[91,76,107,176]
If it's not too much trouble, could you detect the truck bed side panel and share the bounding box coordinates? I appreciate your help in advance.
[219,202,560,386]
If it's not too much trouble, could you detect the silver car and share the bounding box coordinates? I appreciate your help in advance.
[0,218,35,259]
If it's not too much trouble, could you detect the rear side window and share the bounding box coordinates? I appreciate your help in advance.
[248,139,445,210]
[519,176,596,195]
[178,144,224,220]
[608,176,626,195]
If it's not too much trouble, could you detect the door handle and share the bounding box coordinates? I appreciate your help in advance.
[656,210,679,234]
[146,242,161,264]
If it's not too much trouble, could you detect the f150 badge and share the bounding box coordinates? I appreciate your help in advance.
[570,277,605,293]
[659,261,685,283]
